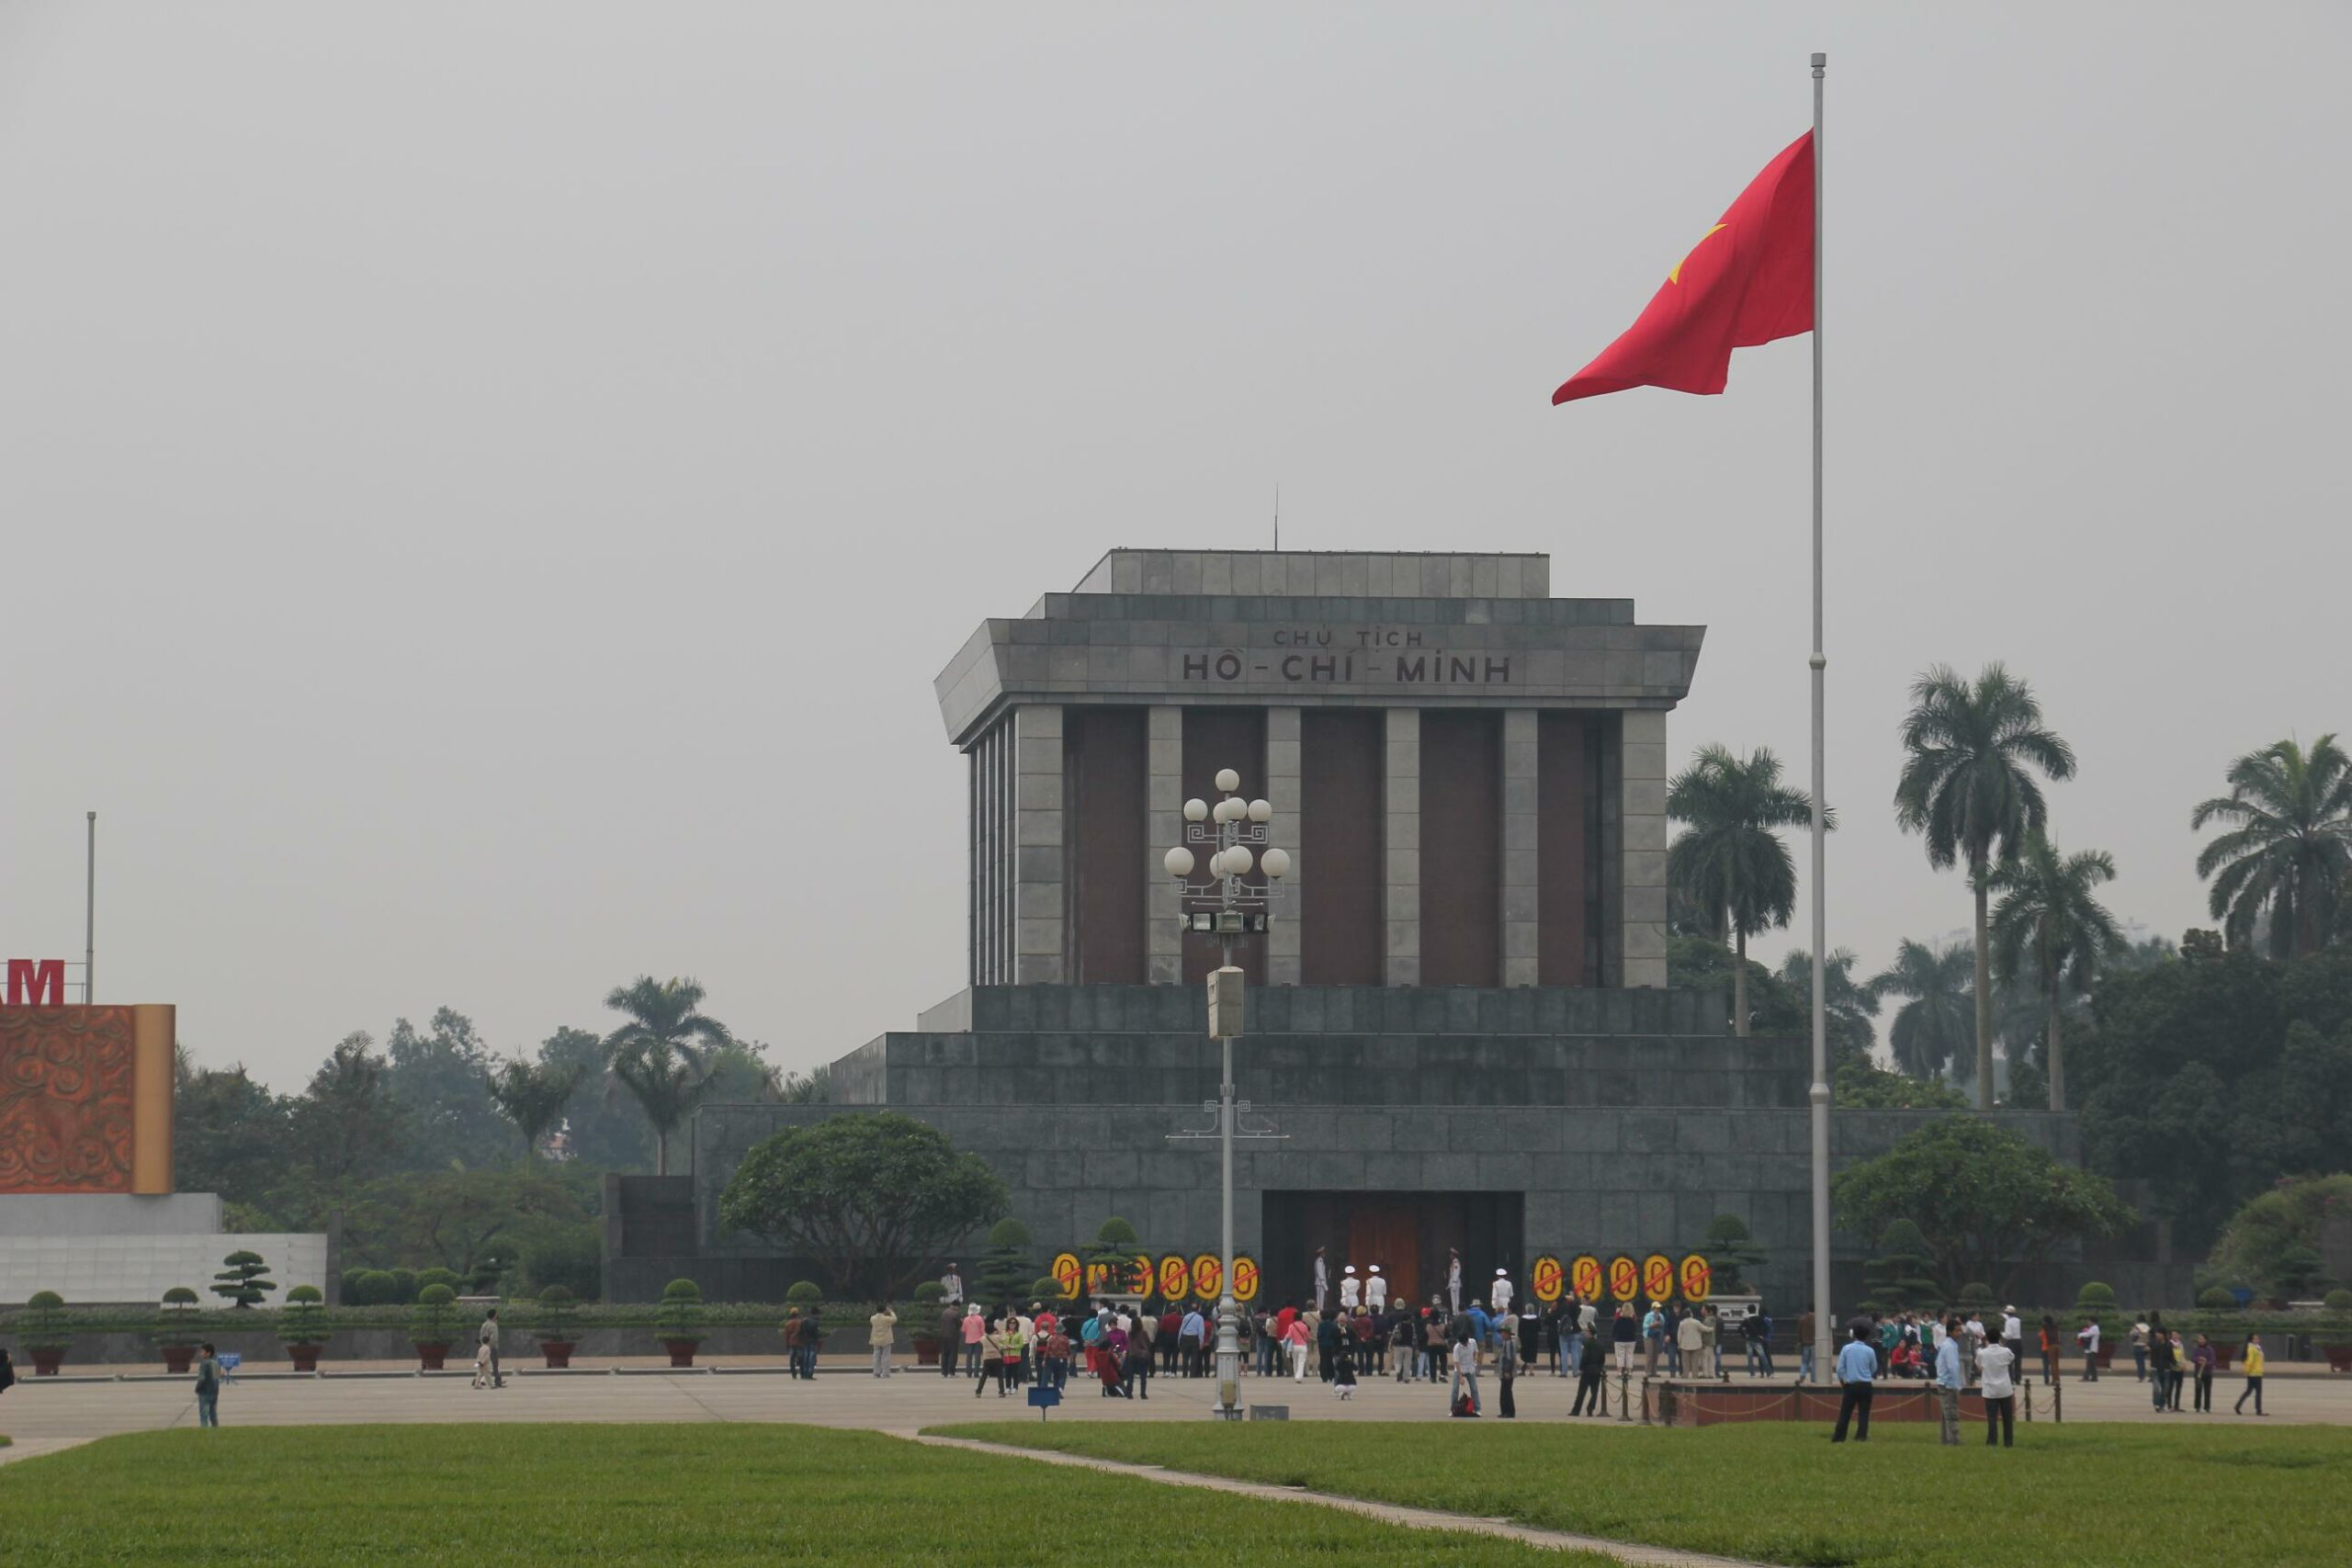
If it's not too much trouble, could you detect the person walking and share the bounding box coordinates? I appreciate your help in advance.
[976,1320,1007,1398]
[1316,1309,1342,1382]
[1744,1305,1775,1378]
[867,1302,899,1378]
[476,1307,503,1390]
[1571,1327,1608,1416]
[1449,1330,1481,1416]
[1798,1304,1818,1382]
[2191,1333,2215,1413]
[1284,1312,1313,1382]
[2000,1304,2025,1374]
[1180,1302,1208,1378]
[1423,1305,1448,1383]
[2130,1315,2150,1382]
[1559,1298,1584,1381]
[1933,1314,1965,1444]
[1096,1322,1129,1397]
[2148,1325,2175,1413]
[2166,1332,2188,1411]
[2233,1335,2265,1416]
[937,1302,963,1378]
[1121,1320,1152,1400]
[192,1343,223,1427]
[960,1303,986,1378]
[2038,1314,2061,1385]
[2077,1315,2102,1382]
[1978,1333,2018,1447]
[1611,1302,1639,1375]
[1641,1301,1665,1377]
[1447,1248,1464,1315]
[1496,1323,1520,1417]
[1830,1325,1877,1443]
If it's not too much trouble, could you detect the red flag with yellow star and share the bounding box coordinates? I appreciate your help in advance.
[1553,132,1814,403]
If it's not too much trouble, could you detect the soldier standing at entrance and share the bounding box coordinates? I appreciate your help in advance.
[1365,1264,1388,1313]
[1491,1268,1513,1314]
[1447,1248,1463,1314]
[1340,1265,1361,1311]
[1313,1247,1329,1314]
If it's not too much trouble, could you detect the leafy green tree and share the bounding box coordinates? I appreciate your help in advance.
[1868,939,1975,1082]
[1894,662,2076,1109]
[384,1009,511,1171]
[1701,1213,1767,1292]
[1775,948,1880,1058]
[211,1249,277,1308]
[485,1055,589,1161]
[536,1025,651,1171]
[2192,735,2352,959]
[2204,1173,2352,1303]
[605,976,734,1175]
[1990,834,2122,1111]
[1831,1117,2133,1300]
[718,1111,1009,1298]
[1666,745,1826,1036]
[1080,1215,1148,1298]
[1832,1058,1968,1110]
[171,1051,293,1213]
[288,1033,404,1197]
[376,1167,592,1283]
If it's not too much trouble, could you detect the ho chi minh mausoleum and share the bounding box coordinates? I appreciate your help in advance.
[608,548,2126,1310]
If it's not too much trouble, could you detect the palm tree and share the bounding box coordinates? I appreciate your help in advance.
[2190,735,2352,959]
[1667,745,1826,1036]
[603,976,733,1175]
[1867,940,1975,1082]
[1988,834,2121,1112]
[1777,947,1882,1058]
[1894,663,2076,1109]
[484,1056,588,1161]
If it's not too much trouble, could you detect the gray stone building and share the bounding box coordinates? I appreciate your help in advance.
[611,550,2151,1310]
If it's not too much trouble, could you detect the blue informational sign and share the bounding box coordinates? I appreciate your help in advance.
[216,1353,242,1382]
[1026,1384,1061,1421]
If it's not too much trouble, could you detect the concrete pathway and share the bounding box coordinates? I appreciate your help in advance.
[0,1438,91,1469]
[910,1431,1762,1567]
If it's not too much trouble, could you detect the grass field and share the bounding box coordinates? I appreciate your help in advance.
[938,1419,2351,1568]
[0,1425,1595,1566]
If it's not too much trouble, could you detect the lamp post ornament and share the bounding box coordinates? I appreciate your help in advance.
[1164,766,1289,1421]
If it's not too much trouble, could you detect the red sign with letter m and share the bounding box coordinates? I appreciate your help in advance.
[6,959,66,1007]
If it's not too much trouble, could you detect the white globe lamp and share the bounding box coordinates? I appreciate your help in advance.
[1215,767,1240,793]
[1183,797,1208,823]
[1261,847,1291,879]
[1164,847,1194,878]
[1248,798,1272,823]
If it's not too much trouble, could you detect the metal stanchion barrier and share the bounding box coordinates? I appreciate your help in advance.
[2023,1379,2034,1422]
[1639,1376,1653,1426]
[2052,1377,2063,1423]
[1617,1368,1632,1423]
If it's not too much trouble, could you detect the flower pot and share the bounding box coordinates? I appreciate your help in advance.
[161,1346,195,1374]
[2096,1348,2115,1371]
[287,1344,322,1373]
[2209,1346,2235,1372]
[2324,1345,2352,1373]
[541,1341,576,1369]
[912,1336,942,1367]
[30,1348,65,1376]
[415,1342,451,1371]
[662,1339,700,1369]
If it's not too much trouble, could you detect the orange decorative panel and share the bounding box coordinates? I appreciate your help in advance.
[0,1006,139,1193]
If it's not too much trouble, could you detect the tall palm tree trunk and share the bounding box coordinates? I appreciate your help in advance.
[1734,926,1749,1038]
[2046,976,2065,1113]
[655,1127,670,1177]
[1972,868,1993,1111]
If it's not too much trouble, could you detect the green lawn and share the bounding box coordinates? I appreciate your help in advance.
[0,1425,1596,1566]
[937,1420,2352,1568]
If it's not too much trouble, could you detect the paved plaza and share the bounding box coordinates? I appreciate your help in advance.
[3,1357,2341,1454]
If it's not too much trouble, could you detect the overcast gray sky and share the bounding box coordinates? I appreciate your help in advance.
[5,3,2346,1090]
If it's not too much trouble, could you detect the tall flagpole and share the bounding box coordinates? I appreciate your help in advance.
[1806,51,1834,1387]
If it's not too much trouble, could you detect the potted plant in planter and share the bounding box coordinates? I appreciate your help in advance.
[2320,1289,2352,1372]
[17,1290,72,1376]
[654,1278,707,1368]
[278,1284,331,1372]
[411,1282,459,1370]
[910,1280,945,1366]
[155,1287,202,1373]
[534,1285,582,1369]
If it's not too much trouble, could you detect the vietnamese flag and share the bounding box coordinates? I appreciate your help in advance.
[1553,132,1814,403]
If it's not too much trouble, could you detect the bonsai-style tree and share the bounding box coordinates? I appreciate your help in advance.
[1031,1276,1066,1305]
[212,1250,277,1309]
[1832,1117,2134,1301]
[410,1283,459,1348]
[655,1279,707,1345]
[1080,1216,1148,1297]
[718,1111,1009,1299]
[156,1287,200,1337]
[1701,1213,1767,1293]
[532,1284,582,1346]
[977,1217,1035,1306]
[785,1280,823,1310]
[1861,1220,1942,1314]
[18,1290,73,1365]
[279,1284,330,1350]
[2076,1280,2120,1320]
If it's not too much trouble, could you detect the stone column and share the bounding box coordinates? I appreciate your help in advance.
[1146,705,1184,986]
[1265,706,1303,986]
[1013,704,1067,985]
[1620,709,1669,987]
[1501,709,1539,987]
[1384,707,1420,987]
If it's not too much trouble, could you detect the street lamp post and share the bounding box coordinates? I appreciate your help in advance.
[1164,766,1288,1422]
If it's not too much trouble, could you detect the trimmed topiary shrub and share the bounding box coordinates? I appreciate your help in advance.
[2199,1287,2237,1310]
[19,1290,73,1350]
[389,1268,420,1303]
[279,1285,330,1353]
[533,1284,582,1345]
[2326,1289,2352,1314]
[212,1250,277,1308]
[1031,1276,1065,1304]
[1960,1282,1996,1310]
[786,1280,823,1306]
[2075,1281,2119,1309]
[411,1283,459,1347]
[415,1267,463,1297]
[912,1280,945,1304]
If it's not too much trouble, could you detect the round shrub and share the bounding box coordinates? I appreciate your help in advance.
[1958,1282,1995,1309]
[912,1280,945,1303]
[389,1268,420,1303]
[28,1289,64,1310]
[1031,1276,1065,1303]
[2198,1287,2236,1310]
[662,1278,702,1301]
[786,1280,822,1306]
[418,1282,457,1307]
[416,1268,463,1296]
[2326,1288,2352,1314]
[2075,1281,2119,1309]
[162,1286,200,1308]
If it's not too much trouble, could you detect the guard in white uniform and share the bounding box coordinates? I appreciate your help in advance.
[1491,1268,1513,1314]
[1365,1265,1388,1312]
[940,1264,963,1306]
[1313,1247,1329,1314]
[1339,1265,1361,1311]
[1447,1249,1463,1314]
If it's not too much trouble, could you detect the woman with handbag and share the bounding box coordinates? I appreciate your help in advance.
[2190,1334,2216,1412]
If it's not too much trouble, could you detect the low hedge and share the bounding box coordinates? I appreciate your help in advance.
[0,1299,944,1337]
